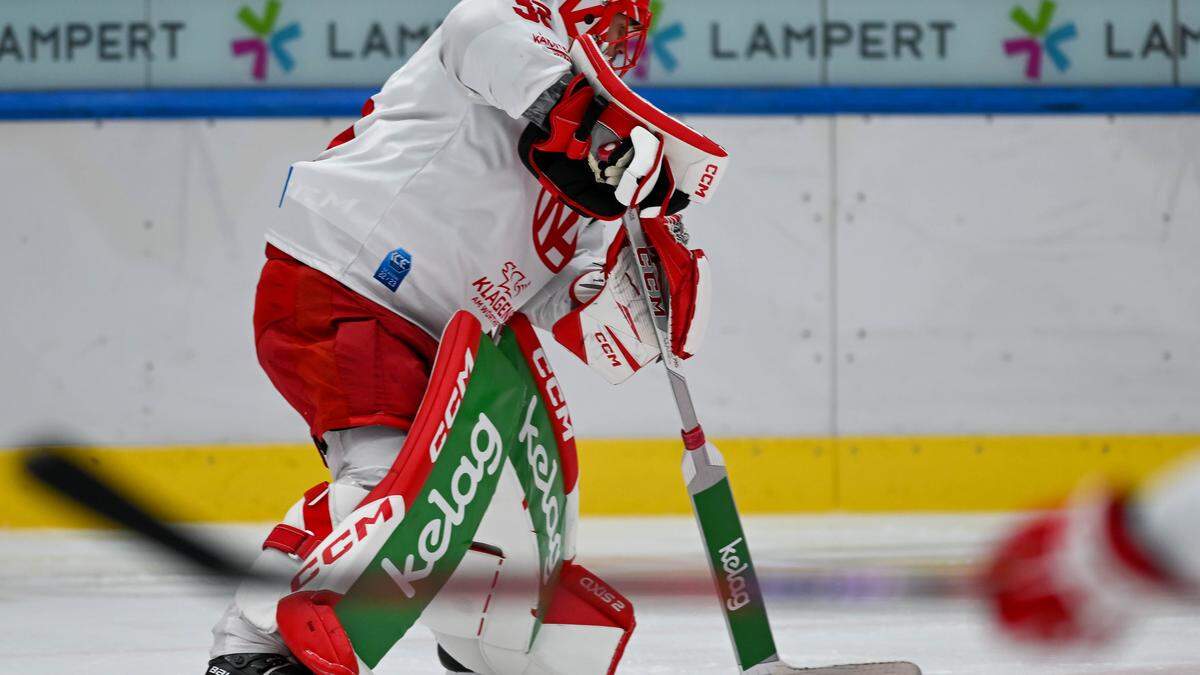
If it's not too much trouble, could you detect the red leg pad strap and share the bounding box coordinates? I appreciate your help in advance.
[277,591,359,675]
[262,482,333,559]
[264,524,313,557]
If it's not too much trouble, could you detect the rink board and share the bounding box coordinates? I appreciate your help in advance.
[1,116,1198,528]
[2,434,1198,528]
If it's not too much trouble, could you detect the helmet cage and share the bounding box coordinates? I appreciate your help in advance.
[559,0,653,77]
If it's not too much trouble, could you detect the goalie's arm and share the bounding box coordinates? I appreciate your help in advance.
[439,0,572,120]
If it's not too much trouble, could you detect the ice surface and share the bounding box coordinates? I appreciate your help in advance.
[0,514,1196,674]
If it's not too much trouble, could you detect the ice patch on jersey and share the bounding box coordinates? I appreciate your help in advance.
[375,247,413,292]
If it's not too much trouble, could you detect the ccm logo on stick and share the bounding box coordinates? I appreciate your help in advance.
[636,249,667,317]
[694,164,720,199]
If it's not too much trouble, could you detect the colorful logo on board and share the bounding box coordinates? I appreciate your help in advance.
[632,0,684,80]
[232,0,302,81]
[1003,1,1077,80]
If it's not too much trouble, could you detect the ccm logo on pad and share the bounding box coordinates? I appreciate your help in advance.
[291,499,400,591]
[694,164,721,199]
[594,331,623,369]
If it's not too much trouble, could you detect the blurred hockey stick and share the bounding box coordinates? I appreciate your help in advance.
[22,442,258,580]
[21,440,979,608]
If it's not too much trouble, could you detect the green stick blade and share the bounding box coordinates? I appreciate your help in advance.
[690,468,778,669]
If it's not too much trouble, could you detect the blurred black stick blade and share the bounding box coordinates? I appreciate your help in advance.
[23,445,250,579]
[19,444,978,603]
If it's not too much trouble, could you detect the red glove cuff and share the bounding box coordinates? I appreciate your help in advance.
[641,215,705,359]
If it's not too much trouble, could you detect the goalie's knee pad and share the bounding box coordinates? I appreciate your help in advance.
[232,479,370,636]
[231,423,404,639]
[432,561,635,675]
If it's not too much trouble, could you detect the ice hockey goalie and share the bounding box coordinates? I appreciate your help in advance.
[206,0,715,673]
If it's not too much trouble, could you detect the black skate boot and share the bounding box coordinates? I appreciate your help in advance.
[206,653,312,674]
[438,644,477,673]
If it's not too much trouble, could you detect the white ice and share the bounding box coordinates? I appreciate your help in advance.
[1,514,1196,674]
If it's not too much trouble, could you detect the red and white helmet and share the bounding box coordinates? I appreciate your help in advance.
[558,0,653,76]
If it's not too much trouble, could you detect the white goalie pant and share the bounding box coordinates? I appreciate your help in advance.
[211,425,629,675]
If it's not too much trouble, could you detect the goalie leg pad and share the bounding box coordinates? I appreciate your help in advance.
[264,312,583,671]
[277,591,361,675]
[281,312,536,668]
[421,463,545,674]
[425,315,592,674]
[231,481,342,637]
[217,427,405,654]
[532,562,635,675]
[434,561,636,675]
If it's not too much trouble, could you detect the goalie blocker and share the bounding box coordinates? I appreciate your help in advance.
[552,212,711,385]
[241,312,633,675]
[526,24,724,385]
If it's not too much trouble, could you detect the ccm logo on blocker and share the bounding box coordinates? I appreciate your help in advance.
[694,164,721,200]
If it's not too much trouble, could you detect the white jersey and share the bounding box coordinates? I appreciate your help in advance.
[268,0,598,338]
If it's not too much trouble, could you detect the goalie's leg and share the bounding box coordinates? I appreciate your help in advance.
[418,535,635,675]
[208,426,404,666]
[419,316,635,675]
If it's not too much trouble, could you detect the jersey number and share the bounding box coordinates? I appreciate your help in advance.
[513,0,553,28]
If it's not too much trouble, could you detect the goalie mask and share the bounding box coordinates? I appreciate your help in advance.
[558,0,652,76]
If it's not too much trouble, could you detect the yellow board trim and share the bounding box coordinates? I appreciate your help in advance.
[1,435,1197,528]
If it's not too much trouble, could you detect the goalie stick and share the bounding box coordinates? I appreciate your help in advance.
[560,24,921,675]
[620,210,922,675]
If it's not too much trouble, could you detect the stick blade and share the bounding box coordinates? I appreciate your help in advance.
[22,443,250,579]
[751,662,922,675]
